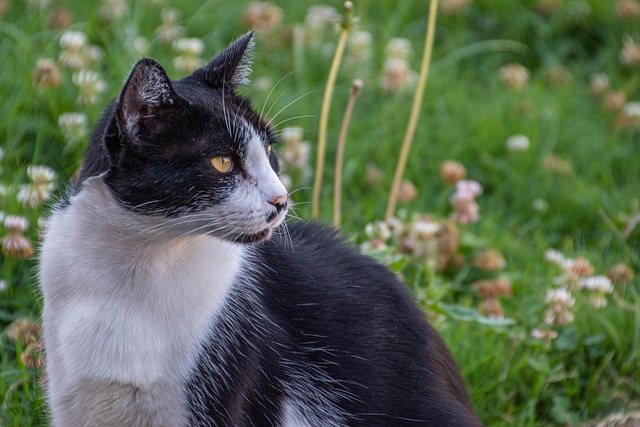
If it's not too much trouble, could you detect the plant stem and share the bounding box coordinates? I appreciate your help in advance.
[333,79,363,228]
[384,0,439,223]
[311,2,353,219]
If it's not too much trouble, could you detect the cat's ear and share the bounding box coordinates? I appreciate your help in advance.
[194,31,254,88]
[106,58,180,164]
[116,58,178,138]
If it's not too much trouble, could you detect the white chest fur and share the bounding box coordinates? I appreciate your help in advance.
[39,178,245,427]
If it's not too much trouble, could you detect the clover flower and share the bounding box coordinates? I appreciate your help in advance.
[0,280,6,292]
[450,180,482,225]
[385,38,412,61]
[243,2,283,33]
[440,160,466,185]
[304,5,338,32]
[59,112,88,148]
[72,70,107,105]
[279,127,312,183]
[173,38,205,73]
[473,249,506,271]
[544,288,575,326]
[620,35,640,66]
[531,328,558,345]
[480,298,504,318]
[380,58,414,93]
[50,6,74,30]
[17,165,57,208]
[33,58,61,88]
[590,73,610,97]
[607,263,634,285]
[499,63,529,90]
[506,134,530,152]
[1,216,33,259]
[6,317,41,347]
[542,155,573,177]
[156,8,184,45]
[442,0,475,13]
[347,30,373,65]
[580,275,613,309]
[362,221,391,251]
[99,0,128,21]
[616,0,640,19]
[17,166,56,208]
[441,0,474,14]
[58,30,102,70]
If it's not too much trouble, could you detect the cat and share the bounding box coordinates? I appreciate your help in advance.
[39,32,483,426]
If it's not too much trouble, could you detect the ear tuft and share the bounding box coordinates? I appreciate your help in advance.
[117,58,178,138]
[195,31,255,88]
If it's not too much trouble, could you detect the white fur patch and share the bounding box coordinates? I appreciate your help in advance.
[39,177,245,426]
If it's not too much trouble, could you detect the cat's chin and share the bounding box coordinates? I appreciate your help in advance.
[228,228,274,245]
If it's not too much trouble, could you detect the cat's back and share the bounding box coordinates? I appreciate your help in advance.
[254,221,481,426]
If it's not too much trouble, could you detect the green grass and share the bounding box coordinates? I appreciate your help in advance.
[1,0,639,425]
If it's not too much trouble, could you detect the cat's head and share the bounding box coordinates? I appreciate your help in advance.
[88,32,288,244]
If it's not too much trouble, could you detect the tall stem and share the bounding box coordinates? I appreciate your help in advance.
[333,79,363,228]
[384,0,439,223]
[311,2,353,219]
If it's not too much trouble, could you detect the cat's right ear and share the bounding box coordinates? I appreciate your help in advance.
[106,59,179,163]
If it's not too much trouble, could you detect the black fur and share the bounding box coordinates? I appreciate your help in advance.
[187,223,482,426]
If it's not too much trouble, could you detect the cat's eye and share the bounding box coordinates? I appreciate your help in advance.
[266,144,272,156]
[211,156,234,173]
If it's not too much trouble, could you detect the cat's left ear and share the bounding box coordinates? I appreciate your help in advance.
[193,31,255,88]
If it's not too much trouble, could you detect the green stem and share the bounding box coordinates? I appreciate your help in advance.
[333,79,363,228]
[385,0,439,223]
[311,2,353,219]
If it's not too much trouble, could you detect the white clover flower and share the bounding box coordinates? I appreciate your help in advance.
[27,165,56,183]
[386,38,412,61]
[365,221,391,242]
[173,37,204,56]
[59,31,88,51]
[72,70,107,105]
[132,36,150,56]
[17,165,57,208]
[305,5,338,32]
[623,101,640,119]
[156,8,185,45]
[173,38,205,73]
[280,128,304,145]
[453,180,483,200]
[4,215,28,233]
[0,147,4,161]
[380,58,411,93]
[413,218,440,238]
[580,275,613,293]
[506,134,530,152]
[590,73,609,96]
[544,288,576,325]
[545,288,576,307]
[59,112,89,146]
[545,249,566,266]
[100,0,128,20]
[0,279,7,292]
[348,30,373,63]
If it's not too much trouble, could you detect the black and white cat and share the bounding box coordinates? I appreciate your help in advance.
[39,32,482,426]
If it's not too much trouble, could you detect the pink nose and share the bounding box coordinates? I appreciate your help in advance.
[269,194,288,212]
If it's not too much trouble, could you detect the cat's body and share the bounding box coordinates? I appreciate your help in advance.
[39,33,482,426]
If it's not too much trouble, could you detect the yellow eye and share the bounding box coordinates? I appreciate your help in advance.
[211,156,234,173]
[267,144,272,156]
